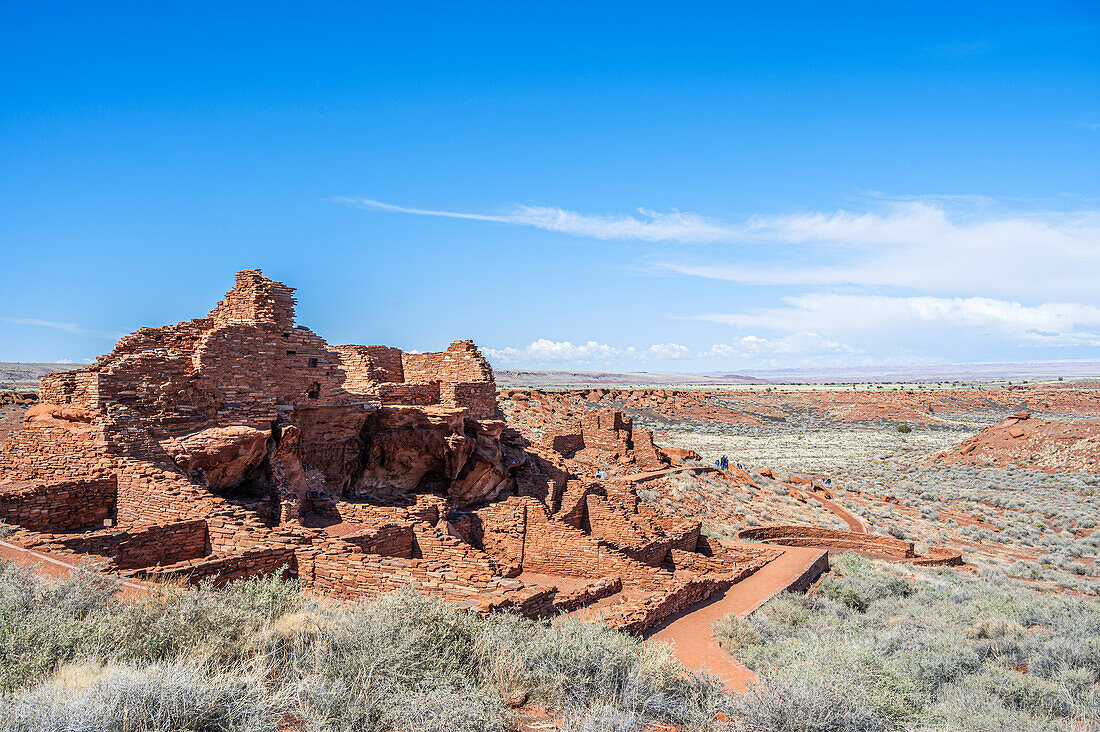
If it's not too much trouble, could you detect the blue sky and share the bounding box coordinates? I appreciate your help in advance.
[2,2,1098,371]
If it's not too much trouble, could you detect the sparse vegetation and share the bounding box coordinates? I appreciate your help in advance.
[714,554,1100,731]
[0,561,733,731]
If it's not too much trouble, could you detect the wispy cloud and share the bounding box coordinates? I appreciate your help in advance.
[338,198,734,243]
[0,317,123,340]
[660,200,1100,301]
[346,196,1100,300]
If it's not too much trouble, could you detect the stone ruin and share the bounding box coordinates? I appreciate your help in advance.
[0,269,778,633]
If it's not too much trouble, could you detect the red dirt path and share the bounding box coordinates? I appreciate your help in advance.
[786,485,865,533]
[615,465,719,483]
[645,542,828,692]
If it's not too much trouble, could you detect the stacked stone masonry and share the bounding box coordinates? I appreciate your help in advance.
[0,269,782,635]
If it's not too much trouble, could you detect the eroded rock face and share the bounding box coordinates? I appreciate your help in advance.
[162,425,270,490]
[350,407,514,506]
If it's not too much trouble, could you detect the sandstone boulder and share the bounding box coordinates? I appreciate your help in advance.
[163,425,270,490]
[659,447,702,465]
[351,407,514,506]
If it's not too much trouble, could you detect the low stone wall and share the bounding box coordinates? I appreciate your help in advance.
[441,381,498,419]
[343,522,416,558]
[908,546,964,566]
[0,477,116,532]
[51,519,207,570]
[614,577,725,635]
[551,576,623,613]
[737,526,915,558]
[134,546,296,586]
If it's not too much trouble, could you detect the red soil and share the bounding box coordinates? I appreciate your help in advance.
[934,414,1100,473]
[646,543,828,692]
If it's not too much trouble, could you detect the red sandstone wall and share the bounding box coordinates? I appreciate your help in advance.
[0,477,116,532]
[401,340,494,385]
[209,269,297,330]
[737,526,915,558]
[51,519,208,570]
[377,382,440,407]
[137,546,296,587]
[342,523,416,558]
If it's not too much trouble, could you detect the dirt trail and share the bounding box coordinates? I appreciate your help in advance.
[645,543,828,692]
[0,539,150,599]
[788,487,865,533]
[616,465,718,483]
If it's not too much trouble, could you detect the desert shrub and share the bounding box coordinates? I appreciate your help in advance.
[725,554,1100,731]
[0,563,735,731]
[896,424,912,434]
[712,613,761,654]
[0,662,282,732]
[0,561,119,690]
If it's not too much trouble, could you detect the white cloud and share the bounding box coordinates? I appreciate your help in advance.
[346,196,1100,301]
[487,339,621,365]
[662,200,1100,301]
[701,332,858,358]
[693,295,1100,347]
[0,317,123,340]
[643,342,692,359]
[486,336,852,368]
[339,198,733,242]
[487,339,697,366]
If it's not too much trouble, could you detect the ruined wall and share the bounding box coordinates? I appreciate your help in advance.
[440,381,498,418]
[453,496,529,574]
[579,409,632,454]
[0,423,111,483]
[305,536,512,602]
[51,519,208,570]
[0,478,116,532]
[342,522,416,558]
[544,432,584,457]
[402,340,493,384]
[521,505,667,589]
[631,430,668,471]
[377,382,440,407]
[737,525,915,558]
[334,345,404,393]
[137,546,297,586]
[209,269,296,329]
